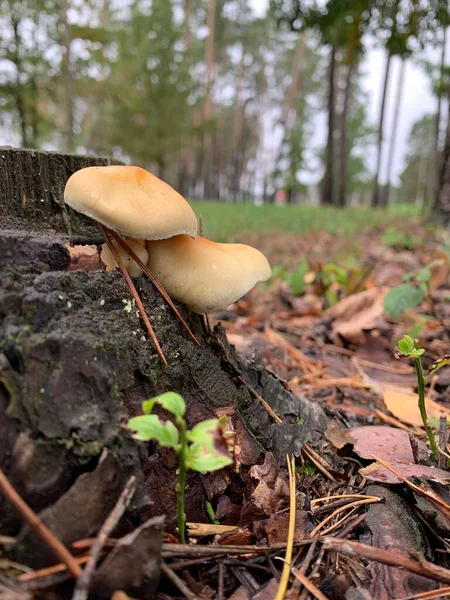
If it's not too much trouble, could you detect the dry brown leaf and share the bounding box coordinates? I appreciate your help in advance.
[360,461,450,485]
[428,249,450,290]
[249,452,290,515]
[347,426,417,462]
[382,385,450,428]
[326,287,389,345]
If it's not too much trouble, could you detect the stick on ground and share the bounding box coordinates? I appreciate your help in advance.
[72,476,137,600]
[0,468,81,579]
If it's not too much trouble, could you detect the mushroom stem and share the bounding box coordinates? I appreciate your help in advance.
[106,229,200,346]
[101,225,168,367]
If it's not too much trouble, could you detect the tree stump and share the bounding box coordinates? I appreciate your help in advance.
[0,148,327,590]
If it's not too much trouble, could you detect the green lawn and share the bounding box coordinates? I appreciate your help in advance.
[190,201,421,241]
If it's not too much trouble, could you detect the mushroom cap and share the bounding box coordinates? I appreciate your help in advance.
[64,166,198,239]
[101,238,149,278]
[146,235,272,314]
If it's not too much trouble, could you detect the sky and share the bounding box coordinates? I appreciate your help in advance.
[252,0,449,186]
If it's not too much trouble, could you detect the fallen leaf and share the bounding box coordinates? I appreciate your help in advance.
[360,461,450,484]
[361,485,438,599]
[326,287,389,345]
[263,511,310,544]
[249,452,290,515]
[92,516,164,599]
[382,385,450,428]
[347,426,417,462]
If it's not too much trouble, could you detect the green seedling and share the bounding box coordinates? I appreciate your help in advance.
[127,392,233,543]
[396,335,438,459]
[384,260,444,320]
[289,259,309,296]
[382,228,421,250]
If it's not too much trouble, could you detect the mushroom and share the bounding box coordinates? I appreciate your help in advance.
[146,235,272,314]
[64,165,197,240]
[64,166,200,365]
[101,237,149,277]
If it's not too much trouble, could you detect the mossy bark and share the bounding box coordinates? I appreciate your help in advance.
[0,149,327,570]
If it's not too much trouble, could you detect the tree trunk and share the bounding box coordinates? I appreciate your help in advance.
[433,26,448,210]
[337,61,355,208]
[177,0,193,198]
[322,45,337,206]
[0,149,327,585]
[372,52,392,207]
[270,35,306,202]
[11,16,28,147]
[385,59,406,205]
[202,0,216,199]
[434,86,450,222]
[60,0,74,152]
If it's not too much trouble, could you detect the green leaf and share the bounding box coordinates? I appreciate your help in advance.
[127,414,179,448]
[383,284,426,320]
[398,334,414,355]
[185,442,233,473]
[188,419,222,443]
[186,419,233,473]
[289,260,308,296]
[143,392,185,419]
[142,399,157,415]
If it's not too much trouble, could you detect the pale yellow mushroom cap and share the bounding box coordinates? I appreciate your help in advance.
[101,238,149,277]
[64,166,197,239]
[146,235,272,314]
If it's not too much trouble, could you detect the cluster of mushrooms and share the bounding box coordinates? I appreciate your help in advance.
[64,165,271,365]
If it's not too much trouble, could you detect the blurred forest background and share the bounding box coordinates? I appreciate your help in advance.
[0,0,449,215]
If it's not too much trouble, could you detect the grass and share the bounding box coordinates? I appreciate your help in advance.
[191,201,422,241]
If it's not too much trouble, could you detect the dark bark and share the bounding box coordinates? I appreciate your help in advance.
[337,62,355,208]
[60,0,74,152]
[434,86,450,223]
[11,17,28,147]
[433,26,448,209]
[372,52,392,207]
[0,149,327,581]
[322,45,337,206]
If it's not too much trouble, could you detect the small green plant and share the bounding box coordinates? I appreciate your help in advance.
[289,259,309,296]
[384,260,443,320]
[382,228,421,250]
[127,392,233,543]
[396,335,438,459]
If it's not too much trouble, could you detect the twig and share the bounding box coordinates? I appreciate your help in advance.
[311,494,380,508]
[107,229,199,346]
[298,547,325,600]
[319,507,358,536]
[289,536,320,596]
[302,445,336,482]
[336,513,366,538]
[322,537,450,585]
[396,586,450,600]
[310,498,380,538]
[161,562,199,600]
[101,226,167,365]
[275,455,296,600]
[18,554,102,583]
[0,468,81,578]
[72,476,137,600]
[237,375,282,424]
[371,455,450,513]
[277,558,329,600]
[438,415,449,470]
[218,561,225,600]
[409,433,420,464]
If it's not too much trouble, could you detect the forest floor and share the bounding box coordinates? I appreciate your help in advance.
[198,210,450,599]
[6,202,450,600]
